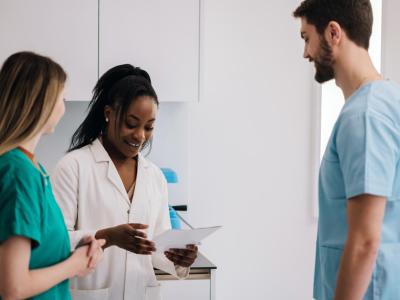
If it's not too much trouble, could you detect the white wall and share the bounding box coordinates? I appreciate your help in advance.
[36,102,87,170]
[381,0,400,83]
[186,0,318,299]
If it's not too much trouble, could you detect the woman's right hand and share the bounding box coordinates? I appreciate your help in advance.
[69,236,105,277]
[98,223,156,255]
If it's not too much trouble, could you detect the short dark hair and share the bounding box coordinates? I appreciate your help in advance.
[293,0,373,49]
[69,64,158,151]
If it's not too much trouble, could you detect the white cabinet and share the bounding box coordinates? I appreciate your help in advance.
[160,279,210,300]
[99,0,200,102]
[0,1,199,102]
[155,253,216,300]
[0,0,98,101]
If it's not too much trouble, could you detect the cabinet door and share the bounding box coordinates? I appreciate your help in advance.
[99,0,199,102]
[160,279,210,300]
[0,0,98,101]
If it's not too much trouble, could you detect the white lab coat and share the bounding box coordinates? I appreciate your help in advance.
[52,139,187,300]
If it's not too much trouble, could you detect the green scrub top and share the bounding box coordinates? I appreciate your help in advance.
[0,148,71,300]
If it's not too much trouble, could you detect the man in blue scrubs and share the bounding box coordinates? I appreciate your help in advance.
[293,1,400,299]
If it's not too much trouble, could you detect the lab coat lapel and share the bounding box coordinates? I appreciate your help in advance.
[106,161,131,205]
[130,154,151,223]
[90,139,131,206]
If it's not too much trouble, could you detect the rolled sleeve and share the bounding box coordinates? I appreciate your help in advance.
[0,166,42,247]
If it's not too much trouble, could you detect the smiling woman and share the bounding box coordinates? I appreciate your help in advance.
[51,64,198,300]
[102,95,157,161]
[68,64,158,154]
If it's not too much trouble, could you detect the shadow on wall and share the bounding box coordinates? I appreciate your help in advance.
[36,101,88,173]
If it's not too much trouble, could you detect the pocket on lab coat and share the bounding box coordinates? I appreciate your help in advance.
[145,284,162,300]
[320,246,343,300]
[70,287,109,300]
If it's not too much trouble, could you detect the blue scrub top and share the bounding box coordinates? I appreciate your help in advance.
[314,80,400,300]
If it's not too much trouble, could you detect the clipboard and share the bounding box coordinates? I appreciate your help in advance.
[153,226,221,253]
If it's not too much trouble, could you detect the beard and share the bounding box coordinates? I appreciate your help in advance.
[314,36,335,83]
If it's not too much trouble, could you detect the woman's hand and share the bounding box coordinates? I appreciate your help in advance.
[97,223,156,255]
[81,236,106,269]
[70,236,105,277]
[164,244,198,267]
[0,236,104,299]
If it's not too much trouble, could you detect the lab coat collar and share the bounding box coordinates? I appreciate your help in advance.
[90,138,150,168]
[89,138,150,206]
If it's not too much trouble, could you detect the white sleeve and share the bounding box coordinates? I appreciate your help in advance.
[51,155,96,250]
[151,172,190,279]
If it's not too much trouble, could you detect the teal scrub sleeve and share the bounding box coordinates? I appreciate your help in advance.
[0,166,42,247]
[336,111,400,199]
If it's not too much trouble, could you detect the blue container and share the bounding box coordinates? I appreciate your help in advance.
[161,168,181,229]
[169,206,181,229]
[161,168,178,183]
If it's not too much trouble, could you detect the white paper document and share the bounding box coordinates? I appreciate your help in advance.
[153,226,221,253]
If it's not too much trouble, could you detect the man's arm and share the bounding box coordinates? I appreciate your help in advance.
[334,194,386,300]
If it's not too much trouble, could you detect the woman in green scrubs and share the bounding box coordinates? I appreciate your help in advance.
[0,52,105,300]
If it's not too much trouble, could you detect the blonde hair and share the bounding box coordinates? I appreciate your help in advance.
[0,52,67,155]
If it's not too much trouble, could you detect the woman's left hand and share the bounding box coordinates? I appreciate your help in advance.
[164,244,198,267]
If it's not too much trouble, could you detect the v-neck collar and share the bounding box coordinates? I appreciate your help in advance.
[89,138,149,206]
